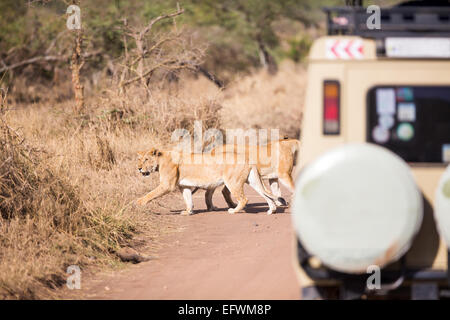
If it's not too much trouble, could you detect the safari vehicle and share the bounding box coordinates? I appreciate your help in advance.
[292,0,450,299]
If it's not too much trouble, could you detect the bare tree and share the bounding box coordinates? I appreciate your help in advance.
[65,0,85,112]
[2,0,90,112]
[70,28,85,112]
[118,5,206,93]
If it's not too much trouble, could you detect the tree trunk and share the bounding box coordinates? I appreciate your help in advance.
[70,29,85,113]
[135,38,147,88]
[257,39,278,75]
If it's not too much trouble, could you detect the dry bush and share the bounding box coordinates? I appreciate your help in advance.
[0,116,143,299]
[84,134,116,171]
[220,60,305,138]
[92,85,222,144]
[0,87,8,113]
[8,72,73,105]
[64,131,117,171]
[92,134,116,170]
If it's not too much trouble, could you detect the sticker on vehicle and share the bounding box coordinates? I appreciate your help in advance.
[443,144,450,163]
[386,38,450,59]
[325,39,364,60]
[396,87,414,102]
[379,114,395,129]
[397,123,414,141]
[376,88,396,115]
[397,102,416,122]
[372,125,390,144]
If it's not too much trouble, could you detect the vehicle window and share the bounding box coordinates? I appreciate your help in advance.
[367,86,450,163]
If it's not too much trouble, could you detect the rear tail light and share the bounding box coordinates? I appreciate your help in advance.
[323,80,340,135]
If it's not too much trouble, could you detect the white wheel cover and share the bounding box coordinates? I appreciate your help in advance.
[292,144,423,274]
[435,165,450,247]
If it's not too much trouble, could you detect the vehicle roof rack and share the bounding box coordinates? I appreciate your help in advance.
[324,6,450,39]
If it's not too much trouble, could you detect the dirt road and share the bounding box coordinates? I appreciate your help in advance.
[78,185,300,300]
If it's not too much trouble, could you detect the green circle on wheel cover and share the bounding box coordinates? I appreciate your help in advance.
[443,180,450,198]
[435,165,450,247]
[397,123,414,141]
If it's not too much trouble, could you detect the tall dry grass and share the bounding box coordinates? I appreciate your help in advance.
[0,111,145,299]
[220,61,305,138]
[0,60,305,299]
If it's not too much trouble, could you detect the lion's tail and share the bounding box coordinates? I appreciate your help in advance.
[282,139,300,165]
[249,166,287,206]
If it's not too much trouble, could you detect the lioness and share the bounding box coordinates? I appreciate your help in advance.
[136,148,286,215]
[204,138,300,208]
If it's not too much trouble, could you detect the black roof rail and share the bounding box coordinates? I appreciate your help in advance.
[324,6,450,39]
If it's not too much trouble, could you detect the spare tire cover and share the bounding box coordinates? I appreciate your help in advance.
[435,165,450,247]
[292,143,423,274]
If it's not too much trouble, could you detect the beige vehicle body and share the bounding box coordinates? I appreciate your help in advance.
[293,5,450,299]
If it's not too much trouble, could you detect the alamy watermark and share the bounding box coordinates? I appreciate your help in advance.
[366,265,381,290]
[366,5,381,30]
[170,121,280,166]
[66,265,81,290]
[66,5,81,30]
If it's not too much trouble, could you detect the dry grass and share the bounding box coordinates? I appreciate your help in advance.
[220,61,305,138]
[0,117,134,299]
[0,61,305,299]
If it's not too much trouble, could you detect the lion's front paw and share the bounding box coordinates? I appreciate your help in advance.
[180,210,193,216]
[136,197,148,206]
[228,208,237,214]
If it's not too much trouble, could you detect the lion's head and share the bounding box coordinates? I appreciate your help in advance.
[137,148,162,176]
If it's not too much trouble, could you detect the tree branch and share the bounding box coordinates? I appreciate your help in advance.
[139,8,185,39]
[0,55,65,73]
[120,59,179,87]
[0,50,102,74]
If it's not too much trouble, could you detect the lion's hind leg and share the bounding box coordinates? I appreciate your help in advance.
[279,174,295,192]
[224,182,247,214]
[248,167,279,215]
[269,178,286,206]
[205,188,220,211]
